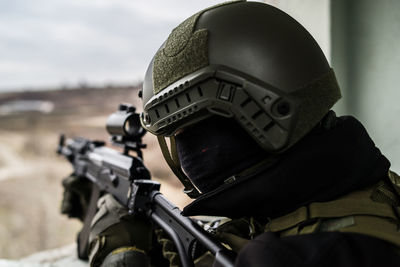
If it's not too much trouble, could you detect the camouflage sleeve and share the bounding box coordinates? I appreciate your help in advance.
[88,194,152,267]
[100,247,150,267]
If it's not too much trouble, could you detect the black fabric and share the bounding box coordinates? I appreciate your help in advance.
[234,232,400,267]
[175,116,269,193]
[182,116,390,219]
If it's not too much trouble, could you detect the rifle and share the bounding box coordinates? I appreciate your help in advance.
[57,104,236,267]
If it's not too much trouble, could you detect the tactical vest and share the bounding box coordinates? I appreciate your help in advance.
[191,171,400,266]
[214,171,400,253]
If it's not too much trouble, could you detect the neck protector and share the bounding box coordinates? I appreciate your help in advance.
[182,116,390,219]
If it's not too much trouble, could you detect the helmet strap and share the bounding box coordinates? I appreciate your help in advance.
[157,136,201,198]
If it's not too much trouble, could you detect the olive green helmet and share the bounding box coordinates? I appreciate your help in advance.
[141,0,341,197]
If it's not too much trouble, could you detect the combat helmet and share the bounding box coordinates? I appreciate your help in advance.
[140,0,341,198]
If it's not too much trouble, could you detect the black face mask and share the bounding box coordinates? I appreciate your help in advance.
[182,115,391,219]
[175,116,269,193]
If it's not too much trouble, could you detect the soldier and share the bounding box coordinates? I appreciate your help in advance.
[64,1,400,266]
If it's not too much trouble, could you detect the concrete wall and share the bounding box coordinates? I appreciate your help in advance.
[264,0,331,61]
[331,0,400,171]
[265,0,400,171]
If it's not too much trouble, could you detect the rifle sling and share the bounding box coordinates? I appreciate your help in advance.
[78,184,101,260]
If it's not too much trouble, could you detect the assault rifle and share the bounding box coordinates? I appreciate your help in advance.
[57,104,236,267]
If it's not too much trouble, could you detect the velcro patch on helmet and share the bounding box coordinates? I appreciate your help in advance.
[290,69,342,146]
[152,1,245,95]
[153,13,209,94]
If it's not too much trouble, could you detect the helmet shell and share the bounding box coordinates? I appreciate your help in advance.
[141,1,341,152]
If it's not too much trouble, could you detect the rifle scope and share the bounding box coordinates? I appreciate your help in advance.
[106,104,146,142]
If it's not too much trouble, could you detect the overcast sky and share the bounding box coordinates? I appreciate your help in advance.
[0,0,265,92]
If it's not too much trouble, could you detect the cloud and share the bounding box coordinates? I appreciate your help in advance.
[0,0,263,91]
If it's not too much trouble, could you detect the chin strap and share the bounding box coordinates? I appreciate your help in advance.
[157,136,201,198]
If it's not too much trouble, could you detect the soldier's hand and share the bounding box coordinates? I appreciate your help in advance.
[61,174,92,221]
[88,194,152,267]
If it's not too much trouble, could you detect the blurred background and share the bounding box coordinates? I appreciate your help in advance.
[0,0,399,261]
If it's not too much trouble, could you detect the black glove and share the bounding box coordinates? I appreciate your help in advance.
[61,174,92,221]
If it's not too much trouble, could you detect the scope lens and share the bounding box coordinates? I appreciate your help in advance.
[124,114,143,137]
